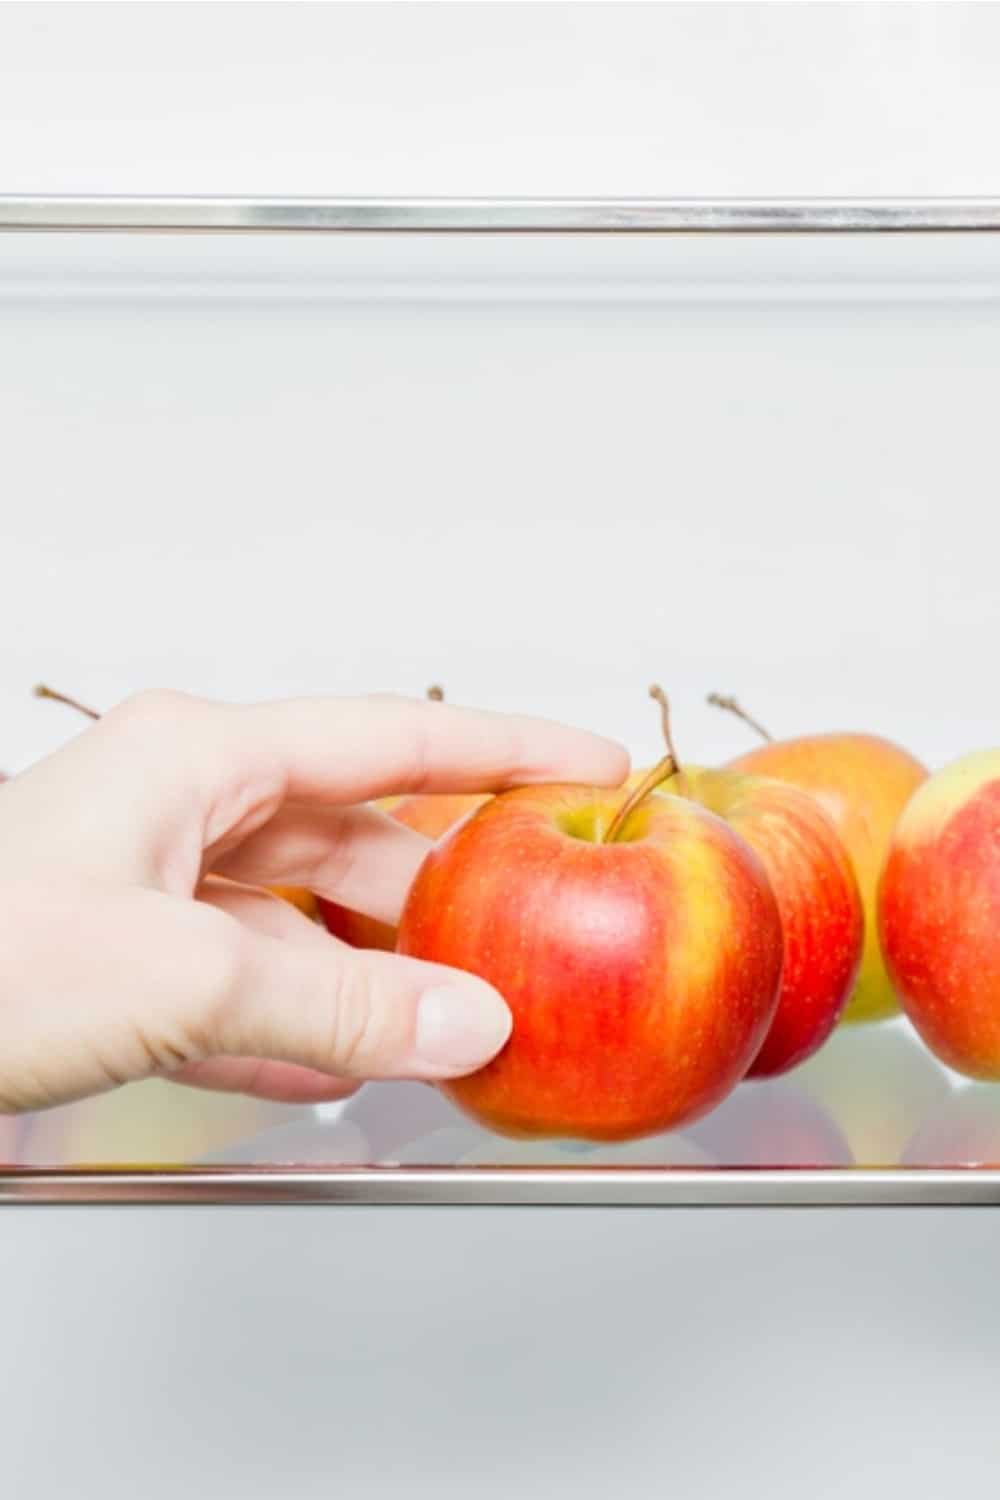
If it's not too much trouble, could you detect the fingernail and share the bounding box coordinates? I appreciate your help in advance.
[413,984,512,1075]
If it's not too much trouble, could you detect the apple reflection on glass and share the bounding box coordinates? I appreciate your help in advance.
[903,1086,1000,1169]
[15,1078,313,1168]
[794,1020,952,1167]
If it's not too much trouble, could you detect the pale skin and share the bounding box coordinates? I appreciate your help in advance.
[0,690,629,1115]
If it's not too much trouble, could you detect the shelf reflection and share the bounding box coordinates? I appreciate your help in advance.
[10,1078,313,1168]
[2,1019,981,1172]
[902,1086,1000,1168]
[792,1018,954,1167]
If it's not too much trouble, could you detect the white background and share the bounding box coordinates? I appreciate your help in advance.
[2,3,1000,196]
[2,3,1000,777]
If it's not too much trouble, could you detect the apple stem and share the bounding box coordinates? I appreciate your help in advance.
[426,684,445,702]
[706,692,772,743]
[602,753,677,845]
[33,683,101,721]
[648,683,682,769]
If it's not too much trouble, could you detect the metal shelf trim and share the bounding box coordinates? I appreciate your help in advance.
[2,196,1000,234]
[3,1167,1000,1206]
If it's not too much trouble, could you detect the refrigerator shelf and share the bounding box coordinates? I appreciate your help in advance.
[4,196,998,1208]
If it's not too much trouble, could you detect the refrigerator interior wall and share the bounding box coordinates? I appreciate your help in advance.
[1,229,997,774]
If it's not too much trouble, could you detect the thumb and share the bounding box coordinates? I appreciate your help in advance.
[0,881,511,1114]
[209,922,513,1083]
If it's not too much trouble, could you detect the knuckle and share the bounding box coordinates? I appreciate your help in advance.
[311,808,366,892]
[361,694,435,792]
[496,722,530,783]
[363,691,407,706]
[405,717,435,794]
[105,688,205,739]
[186,905,250,1053]
[328,956,381,1074]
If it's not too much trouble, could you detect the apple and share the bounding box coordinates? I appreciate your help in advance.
[630,687,863,1077]
[397,757,783,1142]
[879,750,1000,1079]
[671,770,862,1076]
[710,693,927,1023]
[656,762,863,1080]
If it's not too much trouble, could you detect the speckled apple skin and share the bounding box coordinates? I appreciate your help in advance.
[397,785,783,1142]
[662,769,863,1078]
[879,751,1000,1079]
[727,733,926,1024]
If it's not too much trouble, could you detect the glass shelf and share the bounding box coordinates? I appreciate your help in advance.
[4,1019,997,1204]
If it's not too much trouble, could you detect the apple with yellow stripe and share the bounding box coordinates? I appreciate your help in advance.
[709,693,926,1024]
[879,750,1000,1079]
[665,768,862,1077]
[635,687,863,1079]
[397,743,784,1142]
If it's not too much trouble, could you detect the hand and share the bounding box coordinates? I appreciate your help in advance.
[0,691,628,1114]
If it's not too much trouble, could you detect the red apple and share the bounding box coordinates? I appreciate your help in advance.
[318,791,490,949]
[397,771,783,1142]
[879,750,1000,1079]
[713,697,927,1023]
[626,689,862,1077]
[661,766,863,1076]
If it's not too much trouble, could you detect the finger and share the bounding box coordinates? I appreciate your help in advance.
[0,880,512,1113]
[197,874,331,943]
[2,691,628,892]
[232,693,630,802]
[176,878,361,1101]
[168,1057,360,1106]
[196,877,511,1087]
[209,925,513,1085]
[210,802,432,923]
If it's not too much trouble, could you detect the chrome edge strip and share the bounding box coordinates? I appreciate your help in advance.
[2,1168,999,1206]
[2,196,1000,233]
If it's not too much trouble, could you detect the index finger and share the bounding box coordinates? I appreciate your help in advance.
[2,691,629,889]
[232,694,630,802]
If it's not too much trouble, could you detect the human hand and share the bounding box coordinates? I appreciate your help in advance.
[0,691,628,1113]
